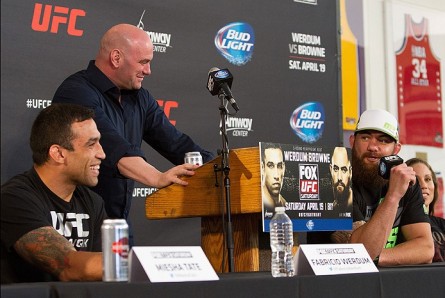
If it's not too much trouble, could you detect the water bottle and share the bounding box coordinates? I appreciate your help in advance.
[270,206,294,277]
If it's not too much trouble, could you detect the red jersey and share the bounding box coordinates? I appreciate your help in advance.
[396,14,443,147]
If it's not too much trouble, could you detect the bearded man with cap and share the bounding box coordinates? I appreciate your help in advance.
[348,109,434,266]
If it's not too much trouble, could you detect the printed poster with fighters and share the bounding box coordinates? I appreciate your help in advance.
[392,5,444,148]
[260,142,353,232]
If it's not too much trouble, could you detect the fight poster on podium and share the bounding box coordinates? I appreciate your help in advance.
[260,142,353,232]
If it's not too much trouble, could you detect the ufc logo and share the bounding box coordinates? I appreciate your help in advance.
[157,100,178,126]
[300,180,318,193]
[31,3,85,36]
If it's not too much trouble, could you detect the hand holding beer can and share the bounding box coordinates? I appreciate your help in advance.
[184,151,203,166]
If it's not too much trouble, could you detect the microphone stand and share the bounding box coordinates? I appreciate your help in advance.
[216,92,235,272]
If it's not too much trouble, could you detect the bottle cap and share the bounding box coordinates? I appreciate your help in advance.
[275,206,285,212]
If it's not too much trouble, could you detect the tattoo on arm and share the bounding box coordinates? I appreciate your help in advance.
[14,226,76,278]
[330,221,366,243]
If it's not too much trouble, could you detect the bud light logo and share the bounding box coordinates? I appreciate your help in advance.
[215,69,230,79]
[290,102,325,144]
[214,22,255,66]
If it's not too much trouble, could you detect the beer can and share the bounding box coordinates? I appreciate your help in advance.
[184,151,203,166]
[101,219,129,282]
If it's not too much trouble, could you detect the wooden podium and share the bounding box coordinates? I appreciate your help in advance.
[146,147,262,272]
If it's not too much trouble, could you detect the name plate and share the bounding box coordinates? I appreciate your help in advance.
[129,246,219,282]
[294,244,378,275]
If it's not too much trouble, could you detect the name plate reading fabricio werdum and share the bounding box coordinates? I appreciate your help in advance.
[294,244,378,275]
[129,246,219,282]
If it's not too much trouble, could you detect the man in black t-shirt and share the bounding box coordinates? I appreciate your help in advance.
[308,109,434,266]
[1,104,107,283]
[348,109,433,266]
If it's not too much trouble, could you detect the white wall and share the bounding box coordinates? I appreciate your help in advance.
[362,0,445,178]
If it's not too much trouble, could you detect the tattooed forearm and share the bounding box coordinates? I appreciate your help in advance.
[330,220,367,243]
[14,226,76,278]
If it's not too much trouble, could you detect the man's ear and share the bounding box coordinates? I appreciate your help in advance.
[260,162,265,184]
[393,142,402,155]
[349,134,355,148]
[48,145,65,163]
[110,49,121,68]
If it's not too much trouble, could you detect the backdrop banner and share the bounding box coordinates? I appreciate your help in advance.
[1,0,341,246]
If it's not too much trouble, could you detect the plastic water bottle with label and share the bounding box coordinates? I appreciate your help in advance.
[270,206,294,277]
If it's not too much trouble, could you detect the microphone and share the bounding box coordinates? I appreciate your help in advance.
[206,67,239,112]
[378,155,404,179]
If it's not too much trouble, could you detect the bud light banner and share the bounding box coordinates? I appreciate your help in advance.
[260,142,353,232]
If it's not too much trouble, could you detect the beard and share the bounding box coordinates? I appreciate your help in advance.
[351,146,387,191]
[333,181,351,206]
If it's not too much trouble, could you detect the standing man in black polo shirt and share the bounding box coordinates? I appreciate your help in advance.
[53,24,214,241]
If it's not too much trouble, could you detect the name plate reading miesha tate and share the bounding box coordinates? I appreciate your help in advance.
[129,246,219,282]
[294,244,378,275]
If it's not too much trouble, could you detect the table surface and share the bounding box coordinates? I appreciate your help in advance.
[2,263,445,298]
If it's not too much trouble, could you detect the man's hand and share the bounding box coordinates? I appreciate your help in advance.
[118,156,199,188]
[386,163,416,203]
[158,163,200,187]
